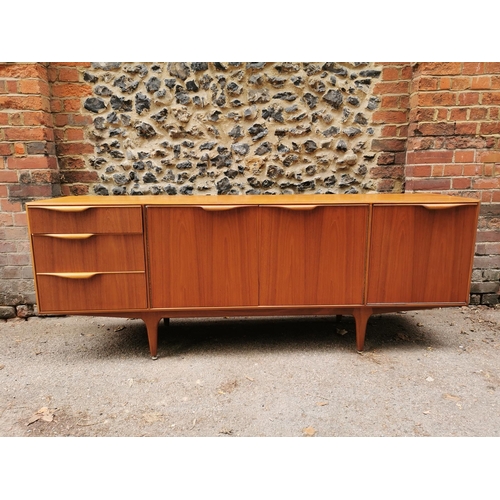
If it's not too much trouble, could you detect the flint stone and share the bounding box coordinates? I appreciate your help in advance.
[323,89,343,109]
[191,62,208,71]
[113,76,139,93]
[94,184,109,195]
[151,108,169,122]
[343,127,362,137]
[255,142,272,155]
[232,143,250,155]
[168,62,190,80]
[83,72,98,83]
[112,187,127,195]
[95,85,113,96]
[143,172,157,183]
[135,122,156,138]
[84,97,106,113]
[248,123,268,141]
[216,177,232,194]
[146,77,162,93]
[92,62,121,70]
[359,70,381,78]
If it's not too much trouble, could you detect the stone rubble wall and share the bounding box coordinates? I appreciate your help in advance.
[82,62,384,196]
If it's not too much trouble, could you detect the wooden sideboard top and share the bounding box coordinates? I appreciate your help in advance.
[26,193,480,207]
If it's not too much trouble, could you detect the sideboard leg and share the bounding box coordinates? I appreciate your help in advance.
[142,314,162,360]
[353,308,373,352]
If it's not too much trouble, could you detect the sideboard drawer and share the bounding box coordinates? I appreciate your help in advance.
[36,272,147,312]
[28,206,143,234]
[32,234,145,273]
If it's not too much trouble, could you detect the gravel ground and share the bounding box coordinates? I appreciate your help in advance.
[1,305,499,438]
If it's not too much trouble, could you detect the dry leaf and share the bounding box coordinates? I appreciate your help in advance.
[27,407,56,426]
[443,393,461,402]
[114,326,125,332]
[337,328,348,336]
[302,426,317,437]
[245,375,254,381]
[0,365,4,370]
[316,401,328,406]
[426,376,434,382]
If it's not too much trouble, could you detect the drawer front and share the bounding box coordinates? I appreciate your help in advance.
[36,272,147,312]
[28,206,143,234]
[31,234,145,273]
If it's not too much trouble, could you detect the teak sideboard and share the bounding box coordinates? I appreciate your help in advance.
[26,194,480,359]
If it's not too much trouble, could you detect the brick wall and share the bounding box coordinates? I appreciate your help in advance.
[405,62,500,305]
[0,63,61,318]
[1,61,499,316]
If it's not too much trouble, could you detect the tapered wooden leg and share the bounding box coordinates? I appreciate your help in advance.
[142,313,163,359]
[353,308,373,352]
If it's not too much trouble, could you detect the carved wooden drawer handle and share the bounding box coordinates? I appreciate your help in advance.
[37,206,92,212]
[421,203,471,210]
[200,205,250,211]
[43,233,95,240]
[271,205,318,211]
[39,272,99,279]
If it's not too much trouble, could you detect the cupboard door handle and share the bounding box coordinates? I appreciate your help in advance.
[39,272,99,279]
[43,233,95,240]
[421,203,471,210]
[272,205,319,211]
[37,206,92,212]
[200,205,249,211]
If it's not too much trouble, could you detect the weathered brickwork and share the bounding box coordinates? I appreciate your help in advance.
[406,62,500,305]
[1,62,499,313]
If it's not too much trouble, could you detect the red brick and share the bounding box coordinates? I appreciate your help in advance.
[381,95,400,108]
[440,77,451,90]
[6,80,18,93]
[0,112,8,125]
[373,81,409,94]
[65,129,84,141]
[484,164,494,176]
[7,156,57,170]
[473,178,500,189]
[443,164,463,176]
[458,92,480,105]
[432,165,444,176]
[480,191,492,203]
[414,122,455,136]
[484,62,500,74]
[418,92,456,106]
[4,127,49,141]
[483,92,500,105]
[407,178,451,190]
[23,111,53,127]
[464,164,483,176]
[371,138,406,152]
[418,62,462,75]
[0,63,46,79]
[472,76,491,89]
[64,99,84,112]
[0,143,12,155]
[51,99,63,113]
[1,198,22,212]
[382,67,399,81]
[407,150,454,164]
[372,110,407,124]
[380,125,398,137]
[493,191,500,202]
[455,150,475,162]
[480,122,500,134]
[455,122,478,135]
[56,142,94,155]
[51,83,92,98]
[416,77,438,91]
[13,213,28,227]
[450,108,468,121]
[463,62,485,75]
[8,184,54,198]
[0,95,47,111]
[451,77,471,90]
[13,143,25,155]
[491,76,500,89]
[479,152,500,163]
[60,170,99,183]
[18,79,50,96]
[469,107,488,120]
[58,68,79,82]
[0,171,18,182]
[452,177,471,189]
